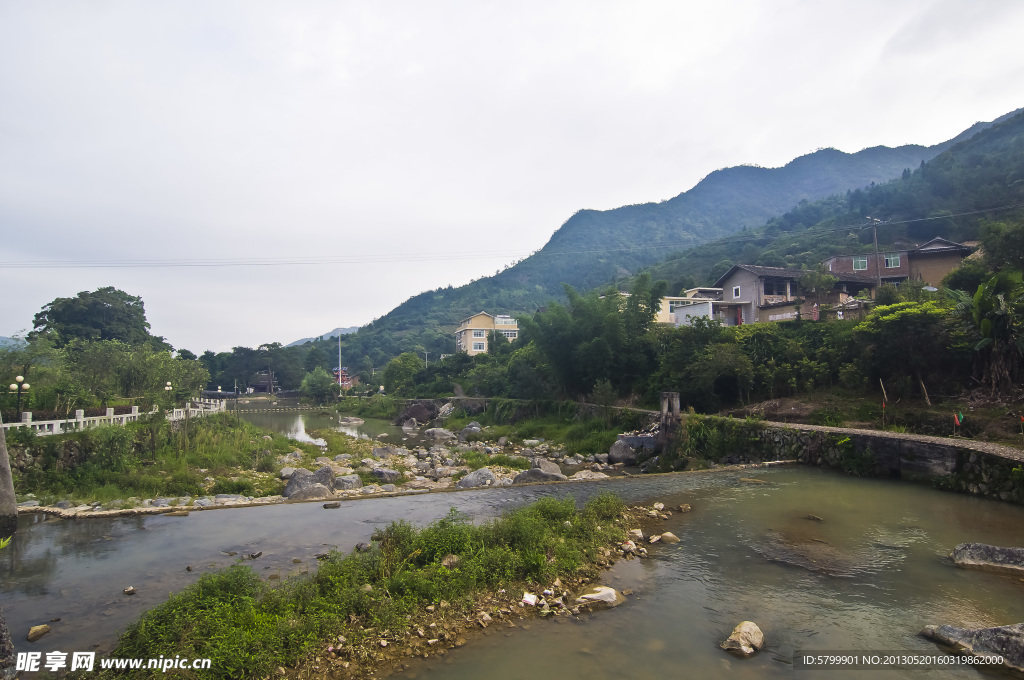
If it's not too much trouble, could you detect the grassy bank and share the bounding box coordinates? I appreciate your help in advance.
[92,494,628,679]
[337,394,404,420]
[443,398,652,456]
[8,414,371,505]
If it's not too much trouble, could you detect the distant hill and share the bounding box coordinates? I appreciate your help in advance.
[0,336,25,348]
[286,326,360,348]
[311,111,1014,368]
[641,107,1024,287]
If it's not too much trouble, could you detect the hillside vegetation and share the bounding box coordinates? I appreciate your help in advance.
[289,125,998,372]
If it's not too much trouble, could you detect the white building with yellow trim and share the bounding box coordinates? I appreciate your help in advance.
[455,312,518,355]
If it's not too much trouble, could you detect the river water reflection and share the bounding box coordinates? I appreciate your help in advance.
[236,410,410,444]
[4,467,1024,679]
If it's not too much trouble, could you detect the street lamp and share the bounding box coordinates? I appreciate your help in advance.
[8,376,30,419]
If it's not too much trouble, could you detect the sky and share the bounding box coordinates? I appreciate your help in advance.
[2,0,1023,353]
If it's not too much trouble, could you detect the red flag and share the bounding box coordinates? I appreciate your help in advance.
[954,413,961,426]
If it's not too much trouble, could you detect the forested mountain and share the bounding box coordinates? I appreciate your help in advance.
[202,109,1019,386]
[313,114,1003,366]
[642,108,1024,289]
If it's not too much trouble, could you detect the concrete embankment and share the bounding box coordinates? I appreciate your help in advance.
[677,416,1024,504]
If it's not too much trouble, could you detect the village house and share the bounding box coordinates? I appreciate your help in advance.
[655,288,748,327]
[710,265,876,325]
[822,237,972,287]
[332,366,354,389]
[454,312,518,355]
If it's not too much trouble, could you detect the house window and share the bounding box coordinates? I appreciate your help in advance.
[472,342,485,351]
[733,286,741,299]
[853,256,868,271]
[472,330,486,338]
[501,331,517,339]
[884,253,900,268]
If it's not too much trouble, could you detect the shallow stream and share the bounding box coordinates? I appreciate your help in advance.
[4,467,1024,678]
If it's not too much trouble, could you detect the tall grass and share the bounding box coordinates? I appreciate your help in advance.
[101,494,626,679]
[10,414,325,503]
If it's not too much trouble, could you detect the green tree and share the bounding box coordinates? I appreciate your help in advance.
[300,366,341,405]
[942,259,991,293]
[980,219,1024,272]
[31,287,170,349]
[381,352,423,394]
[855,301,952,400]
[800,265,837,313]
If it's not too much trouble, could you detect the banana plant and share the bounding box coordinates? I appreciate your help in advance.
[951,271,1024,395]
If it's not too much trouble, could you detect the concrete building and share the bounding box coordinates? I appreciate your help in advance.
[455,312,518,356]
[712,265,875,325]
[822,237,971,287]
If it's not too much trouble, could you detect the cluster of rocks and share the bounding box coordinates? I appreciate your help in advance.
[915,542,1024,672]
[274,426,627,500]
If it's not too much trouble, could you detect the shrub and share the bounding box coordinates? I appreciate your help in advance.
[210,478,256,496]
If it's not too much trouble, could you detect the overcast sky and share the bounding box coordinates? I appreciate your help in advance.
[2,0,1023,353]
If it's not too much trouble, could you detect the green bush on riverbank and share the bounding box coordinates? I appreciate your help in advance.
[9,414,323,503]
[98,494,627,680]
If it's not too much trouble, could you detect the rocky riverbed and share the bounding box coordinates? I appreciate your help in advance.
[16,421,632,518]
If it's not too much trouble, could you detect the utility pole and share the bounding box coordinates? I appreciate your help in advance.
[338,334,343,386]
[872,221,882,289]
[423,351,430,368]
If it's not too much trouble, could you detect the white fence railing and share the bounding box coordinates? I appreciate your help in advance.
[1,399,227,436]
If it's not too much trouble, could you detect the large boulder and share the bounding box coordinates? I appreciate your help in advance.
[423,428,455,441]
[311,466,336,490]
[569,470,610,481]
[456,468,496,489]
[371,468,402,484]
[283,467,335,498]
[921,623,1024,672]
[607,440,638,465]
[532,459,562,475]
[512,468,567,484]
[952,543,1024,576]
[393,401,436,426]
[282,469,313,497]
[335,475,363,490]
[721,621,764,656]
[287,483,333,501]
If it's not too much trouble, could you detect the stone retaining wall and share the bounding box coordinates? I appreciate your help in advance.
[683,416,1024,504]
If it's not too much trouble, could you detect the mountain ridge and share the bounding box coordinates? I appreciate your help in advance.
[290,109,1017,368]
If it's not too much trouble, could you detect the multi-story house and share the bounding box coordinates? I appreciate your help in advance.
[454,312,518,355]
[822,237,971,286]
[712,265,876,325]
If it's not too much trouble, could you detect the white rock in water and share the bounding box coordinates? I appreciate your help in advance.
[653,502,665,511]
[721,621,764,656]
[575,585,625,607]
[660,532,680,543]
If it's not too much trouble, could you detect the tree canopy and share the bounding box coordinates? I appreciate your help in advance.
[31,287,170,350]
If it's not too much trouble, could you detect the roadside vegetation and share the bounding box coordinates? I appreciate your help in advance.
[93,494,628,680]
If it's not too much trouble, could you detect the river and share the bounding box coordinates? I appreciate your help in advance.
[4,449,1024,677]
